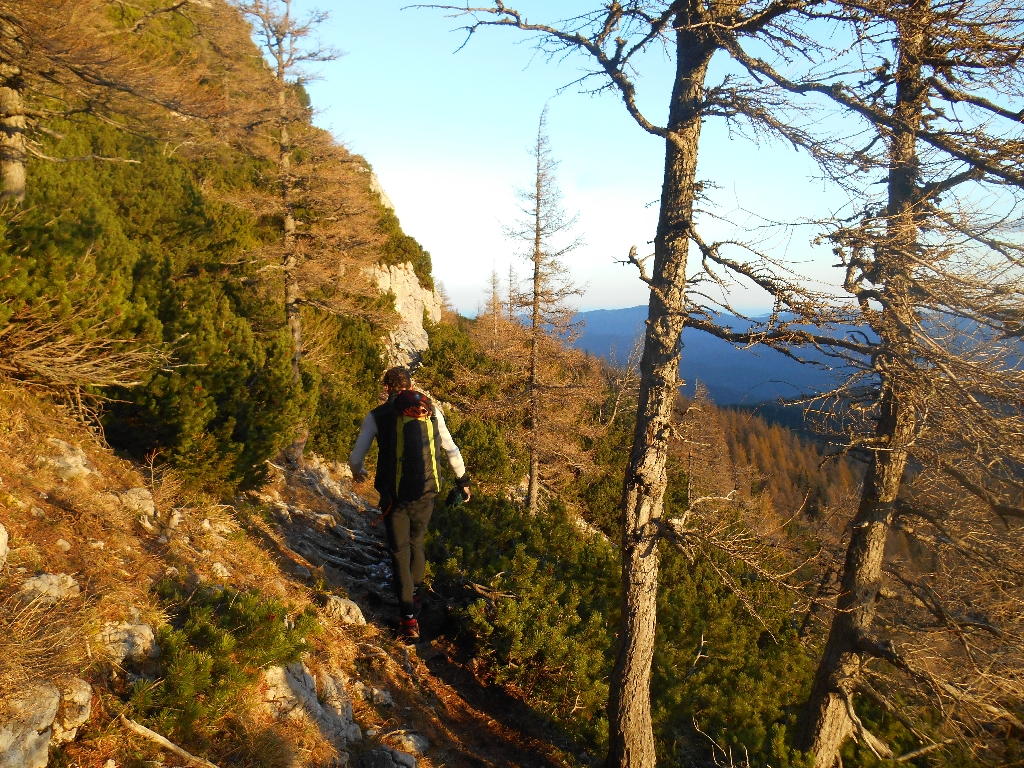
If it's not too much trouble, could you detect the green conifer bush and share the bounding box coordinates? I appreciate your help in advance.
[127,581,319,750]
[427,494,618,748]
[375,206,434,291]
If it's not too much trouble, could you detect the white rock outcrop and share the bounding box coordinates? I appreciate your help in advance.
[210,562,231,581]
[18,573,80,604]
[51,679,93,744]
[0,678,92,768]
[120,488,156,517]
[323,596,366,626]
[373,262,442,368]
[0,685,60,768]
[368,172,394,211]
[99,620,159,663]
[263,663,361,748]
[35,439,96,481]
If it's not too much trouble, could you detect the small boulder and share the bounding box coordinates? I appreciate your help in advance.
[18,573,80,605]
[324,596,366,626]
[51,678,93,744]
[35,439,96,481]
[0,684,61,768]
[351,680,394,707]
[0,523,8,570]
[210,562,231,580]
[55,539,71,553]
[99,620,158,663]
[388,733,429,757]
[119,488,156,517]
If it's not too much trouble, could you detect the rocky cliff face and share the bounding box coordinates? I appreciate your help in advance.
[374,263,442,369]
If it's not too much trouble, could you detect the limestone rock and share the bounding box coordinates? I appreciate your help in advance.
[19,573,80,604]
[0,684,60,768]
[362,748,416,768]
[51,678,93,744]
[324,596,366,626]
[367,171,394,211]
[210,562,231,580]
[373,262,442,367]
[319,671,361,743]
[264,663,360,748]
[120,488,155,517]
[388,733,429,757]
[35,439,96,481]
[100,620,158,663]
[56,539,71,553]
[0,523,8,570]
[351,680,395,707]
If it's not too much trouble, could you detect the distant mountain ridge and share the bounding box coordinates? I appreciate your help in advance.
[575,306,844,405]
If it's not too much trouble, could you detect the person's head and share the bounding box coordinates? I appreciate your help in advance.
[382,366,412,395]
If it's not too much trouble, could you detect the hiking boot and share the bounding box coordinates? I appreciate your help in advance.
[399,617,420,640]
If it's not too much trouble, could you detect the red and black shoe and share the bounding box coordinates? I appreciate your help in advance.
[398,616,420,641]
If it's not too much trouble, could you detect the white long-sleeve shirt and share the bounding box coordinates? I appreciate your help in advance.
[349,406,466,479]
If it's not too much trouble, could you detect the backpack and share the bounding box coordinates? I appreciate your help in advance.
[372,390,440,503]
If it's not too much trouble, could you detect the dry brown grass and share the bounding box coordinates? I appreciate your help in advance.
[0,593,90,716]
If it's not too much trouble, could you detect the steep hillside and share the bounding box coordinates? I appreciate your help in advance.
[0,387,584,768]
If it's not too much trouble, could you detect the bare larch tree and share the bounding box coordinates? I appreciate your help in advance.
[230,0,383,459]
[506,107,584,514]
[717,0,1024,762]
[421,2,855,765]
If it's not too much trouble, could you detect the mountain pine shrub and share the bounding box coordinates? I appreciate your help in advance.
[126,581,319,750]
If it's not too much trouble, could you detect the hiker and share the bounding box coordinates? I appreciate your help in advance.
[348,366,471,639]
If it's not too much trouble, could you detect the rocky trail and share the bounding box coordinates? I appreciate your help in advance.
[0,390,580,768]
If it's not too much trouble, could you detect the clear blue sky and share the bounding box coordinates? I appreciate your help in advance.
[296,1,848,315]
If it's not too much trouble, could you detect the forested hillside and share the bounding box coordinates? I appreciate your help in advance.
[0,0,436,494]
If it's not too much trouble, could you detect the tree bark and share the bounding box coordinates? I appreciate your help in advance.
[605,23,713,768]
[278,65,306,463]
[795,4,928,763]
[0,63,26,205]
[527,153,543,515]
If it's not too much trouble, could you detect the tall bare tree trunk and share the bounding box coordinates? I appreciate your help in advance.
[605,25,713,768]
[278,63,306,462]
[0,61,26,205]
[527,158,543,514]
[796,4,927,763]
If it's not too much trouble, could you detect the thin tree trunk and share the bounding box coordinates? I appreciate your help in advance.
[278,61,306,463]
[280,123,301,384]
[0,63,26,205]
[605,25,713,768]
[526,140,543,515]
[796,5,927,763]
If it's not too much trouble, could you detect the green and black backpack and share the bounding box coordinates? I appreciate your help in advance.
[371,390,440,503]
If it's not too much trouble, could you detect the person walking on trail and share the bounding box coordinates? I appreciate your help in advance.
[349,366,471,640]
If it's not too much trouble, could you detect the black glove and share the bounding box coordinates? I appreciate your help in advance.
[444,487,463,507]
[455,473,471,500]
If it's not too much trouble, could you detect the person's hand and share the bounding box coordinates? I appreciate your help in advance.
[456,474,471,503]
[351,465,368,483]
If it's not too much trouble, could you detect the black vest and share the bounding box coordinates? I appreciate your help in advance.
[372,402,440,503]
